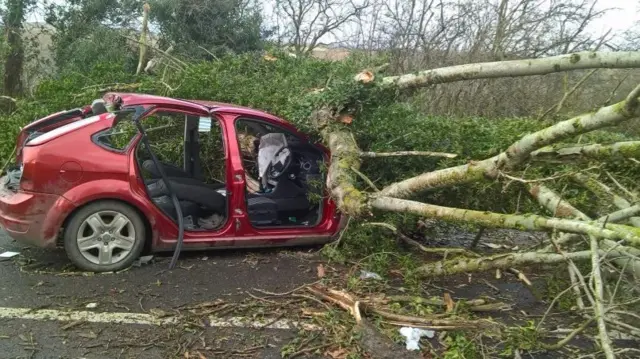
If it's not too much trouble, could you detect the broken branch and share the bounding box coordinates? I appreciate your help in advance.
[415,249,622,277]
[531,141,640,162]
[382,52,640,90]
[378,85,640,198]
[370,197,640,246]
[360,151,457,159]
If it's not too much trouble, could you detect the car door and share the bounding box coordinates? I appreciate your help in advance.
[225,114,343,240]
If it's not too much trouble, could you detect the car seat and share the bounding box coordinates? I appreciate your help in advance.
[142,160,280,226]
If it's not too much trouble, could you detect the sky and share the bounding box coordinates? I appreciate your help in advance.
[590,0,639,36]
[26,0,640,46]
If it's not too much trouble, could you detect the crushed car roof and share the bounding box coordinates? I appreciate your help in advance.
[103,92,284,122]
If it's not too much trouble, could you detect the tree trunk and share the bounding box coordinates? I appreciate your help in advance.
[136,3,151,75]
[2,0,28,97]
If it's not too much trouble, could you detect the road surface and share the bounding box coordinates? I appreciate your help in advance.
[0,230,324,358]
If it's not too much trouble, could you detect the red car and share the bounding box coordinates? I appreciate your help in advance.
[0,93,345,272]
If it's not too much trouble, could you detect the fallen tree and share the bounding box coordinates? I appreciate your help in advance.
[301,51,640,358]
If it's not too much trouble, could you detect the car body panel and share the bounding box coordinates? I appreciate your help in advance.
[1,93,345,254]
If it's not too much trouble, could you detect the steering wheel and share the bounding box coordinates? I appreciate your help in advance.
[268,146,293,179]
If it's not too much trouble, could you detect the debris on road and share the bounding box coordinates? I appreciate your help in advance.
[0,250,19,260]
[85,303,98,309]
[359,270,382,280]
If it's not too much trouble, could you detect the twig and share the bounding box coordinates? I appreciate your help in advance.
[136,3,150,75]
[0,95,17,103]
[588,234,615,359]
[540,317,595,350]
[198,46,219,60]
[350,166,379,192]
[538,69,598,121]
[603,72,630,106]
[1,147,17,175]
[360,150,457,159]
[499,166,597,184]
[288,343,332,358]
[507,268,532,286]
[258,313,285,329]
[470,227,485,249]
[120,35,188,69]
[330,216,351,248]
[363,222,478,257]
[252,280,321,297]
[246,291,280,305]
[605,171,638,202]
[549,235,596,308]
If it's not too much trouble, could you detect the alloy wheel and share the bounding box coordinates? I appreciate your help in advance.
[76,210,136,265]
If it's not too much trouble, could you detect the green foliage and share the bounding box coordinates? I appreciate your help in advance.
[501,321,540,357]
[443,332,480,359]
[44,0,140,73]
[149,0,268,58]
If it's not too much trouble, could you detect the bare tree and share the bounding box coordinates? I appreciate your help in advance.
[275,0,370,55]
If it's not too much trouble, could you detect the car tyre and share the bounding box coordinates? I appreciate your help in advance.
[64,200,146,272]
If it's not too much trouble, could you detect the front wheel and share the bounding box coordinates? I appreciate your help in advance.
[63,200,146,272]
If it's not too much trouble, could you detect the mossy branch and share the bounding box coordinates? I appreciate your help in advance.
[529,184,640,278]
[416,250,622,277]
[572,173,640,227]
[378,85,640,199]
[382,51,640,90]
[531,141,640,162]
[369,196,640,246]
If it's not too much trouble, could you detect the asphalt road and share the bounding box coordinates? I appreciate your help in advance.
[0,230,325,358]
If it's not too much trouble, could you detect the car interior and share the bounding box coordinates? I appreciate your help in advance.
[133,112,326,231]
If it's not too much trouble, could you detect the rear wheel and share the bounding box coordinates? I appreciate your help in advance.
[64,201,146,272]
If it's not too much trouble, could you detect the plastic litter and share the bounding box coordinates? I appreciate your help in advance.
[0,251,20,258]
[359,270,382,280]
[85,302,98,309]
[399,327,435,351]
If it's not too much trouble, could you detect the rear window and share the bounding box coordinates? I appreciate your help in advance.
[93,111,138,152]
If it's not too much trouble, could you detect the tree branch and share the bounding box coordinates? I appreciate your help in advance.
[416,249,622,277]
[529,184,640,279]
[531,141,640,162]
[360,150,457,159]
[378,85,640,199]
[383,51,640,90]
[369,197,640,245]
[572,173,640,227]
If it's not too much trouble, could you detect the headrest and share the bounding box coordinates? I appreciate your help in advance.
[91,99,108,115]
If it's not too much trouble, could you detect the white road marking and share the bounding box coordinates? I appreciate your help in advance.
[0,307,319,331]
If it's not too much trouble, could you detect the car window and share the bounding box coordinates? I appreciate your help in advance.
[235,119,301,147]
[137,111,187,167]
[94,112,137,151]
